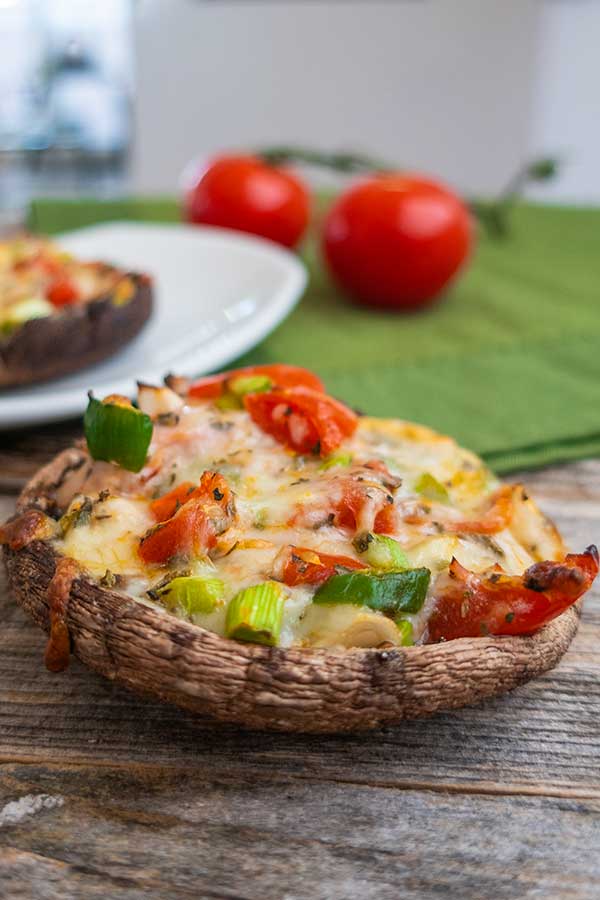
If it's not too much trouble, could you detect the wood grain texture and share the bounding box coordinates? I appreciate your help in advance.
[1,459,600,898]
[0,422,80,492]
[2,763,600,900]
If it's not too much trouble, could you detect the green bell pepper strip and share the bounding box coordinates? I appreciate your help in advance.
[84,394,153,473]
[313,568,430,616]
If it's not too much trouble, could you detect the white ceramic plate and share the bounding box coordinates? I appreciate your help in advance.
[0,222,307,430]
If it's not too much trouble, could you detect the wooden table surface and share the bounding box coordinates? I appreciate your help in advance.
[1,445,600,900]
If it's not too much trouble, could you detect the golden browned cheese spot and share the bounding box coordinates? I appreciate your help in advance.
[0,509,56,550]
[45,558,80,673]
[112,277,135,306]
[102,393,133,408]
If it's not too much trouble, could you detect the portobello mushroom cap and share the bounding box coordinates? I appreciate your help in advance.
[3,448,580,734]
[0,273,152,388]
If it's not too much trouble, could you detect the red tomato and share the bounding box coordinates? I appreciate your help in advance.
[244,387,357,456]
[233,364,324,393]
[446,485,515,535]
[323,174,473,311]
[141,472,234,563]
[150,482,196,522]
[288,460,400,534]
[282,546,364,587]
[36,255,62,277]
[139,498,216,564]
[150,472,233,523]
[187,374,228,401]
[188,364,324,400]
[184,155,310,248]
[331,478,395,534]
[46,277,80,307]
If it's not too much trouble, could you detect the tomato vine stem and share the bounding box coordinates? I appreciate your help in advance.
[257,146,559,239]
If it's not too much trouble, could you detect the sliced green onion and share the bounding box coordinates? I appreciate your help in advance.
[1,297,53,334]
[313,568,430,616]
[215,392,243,411]
[157,576,224,617]
[396,619,414,646]
[59,495,93,535]
[228,374,273,396]
[353,532,410,570]
[225,581,286,646]
[414,472,449,503]
[253,508,269,530]
[215,374,273,411]
[84,393,153,473]
[319,452,353,471]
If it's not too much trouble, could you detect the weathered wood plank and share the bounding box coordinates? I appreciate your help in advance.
[2,457,600,899]
[1,628,599,799]
[0,495,15,523]
[0,422,80,493]
[1,762,600,900]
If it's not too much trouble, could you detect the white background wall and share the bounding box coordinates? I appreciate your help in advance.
[132,0,599,202]
[528,0,600,202]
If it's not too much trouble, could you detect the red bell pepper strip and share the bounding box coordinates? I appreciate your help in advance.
[427,545,599,642]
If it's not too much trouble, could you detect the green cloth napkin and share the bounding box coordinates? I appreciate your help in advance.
[29,197,600,474]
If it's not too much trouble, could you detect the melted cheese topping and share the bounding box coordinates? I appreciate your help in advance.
[54,399,563,649]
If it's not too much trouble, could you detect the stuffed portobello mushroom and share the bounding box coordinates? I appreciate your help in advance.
[0,234,153,387]
[2,364,597,732]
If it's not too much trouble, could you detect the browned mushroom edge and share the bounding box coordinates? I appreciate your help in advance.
[0,273,153,388]
[2,447,581,734]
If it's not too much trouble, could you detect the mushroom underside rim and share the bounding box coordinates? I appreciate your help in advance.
[3,447,580,734]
